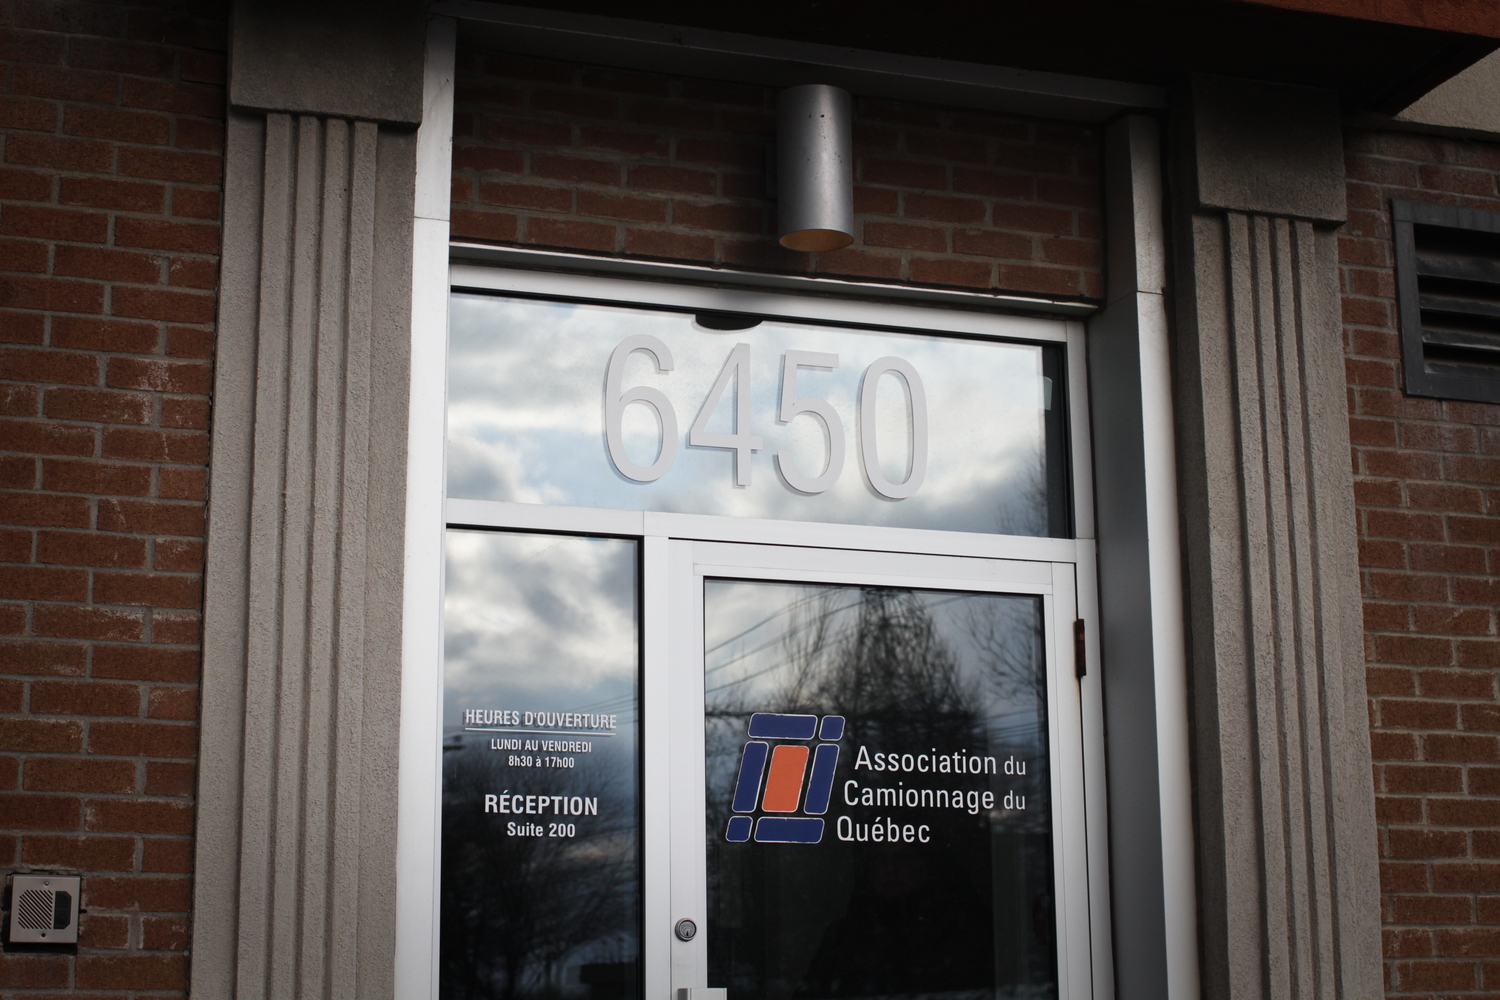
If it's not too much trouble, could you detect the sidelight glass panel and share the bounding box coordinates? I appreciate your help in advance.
[441,529,641,1000]
[705,581,1055,1000]
[447,294,1070,537]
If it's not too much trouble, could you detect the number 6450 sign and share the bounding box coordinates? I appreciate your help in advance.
[604,335,928,500]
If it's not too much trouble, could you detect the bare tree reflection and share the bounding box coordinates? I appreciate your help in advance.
[704,584,1056,1000]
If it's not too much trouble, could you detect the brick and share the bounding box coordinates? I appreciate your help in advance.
[909,257,991,288]
[148,686,197,720]
[953,228,1031,259]
[86,797,193,834]
[93,645,198,683]
[1392,893,1476,929]
[1,346,99,386]
[0,564,87,601]
[0,274,105,313]
[477,179,571,211]
[1368,571,1448,601]
[862,158,947,190]
[165,253,215,288]
[1384,763,1463,793]
[37,530,146,569]
[1415,605,1493,634]
[904,131,988,164]
[813,247,903,280]
[33,604,146,641]
[1421,668,1496,698]
[106,357,212,395]
[629,99,714,131]
[0,167,53,203]
[165,325,213,358]
[673,201,762,234]
[64,105,170,145]
[74,954,187,990]
[89,720,196,758]
[1370,730,1417,759]
[143,913,190,949]
[1411,543,1487,572]
[176,117,224,151]
[42,458,152,496]
[1430,796,1500,825]
[162,397,210,430]
[953,167,1033,199]
[904,193,984,224]
[526,217,615,253]
[1436,863,1500,892]
[94,571,201,608]
[1382,697,1460,729]
[25,757,136,793]
[576,190,667,222]
[452,145,524,173]
[0,953,69,988]
[0,203,109,243]
[52,315,159,352]
[31,679,141,717]
[111,286,215,324]
[143,761,194,798]
[21,834,135,871]
[531,87,616,120]
[1038,235,1100,268]
[79,912,129,948]
[627,163,715,195]
[101,428,210,465]
[158,464,206,498]
[118,147,221,185]
[54,244,161,284]
[1465,704,1500,732]
[115,217,219,254]
[4,133,112,171]
[0,489,90,525]
[1437,929,1500,957]
[121,77,223,118]
[9,63,115,103]
[449,208,518,242]
[151,538,203,573]
[1395,960,1475,991]
[0,792,80,827]
[995,262,1085,298]
[622,228,714,262]
[578,126,668,158]
[0,237,48,275]
[864,221,945,253]
[0,639,86,676]
[1388,827,1468,857]
[172,186,220,219]
[44,386,153,425]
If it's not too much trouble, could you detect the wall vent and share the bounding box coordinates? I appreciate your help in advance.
[1393,199,1500,404]
[6,875,80,944]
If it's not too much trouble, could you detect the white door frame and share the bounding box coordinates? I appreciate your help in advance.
[660,540,1093,1000]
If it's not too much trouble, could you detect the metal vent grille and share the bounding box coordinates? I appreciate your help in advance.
[16,889,54,930]
[1393,199,1500,403]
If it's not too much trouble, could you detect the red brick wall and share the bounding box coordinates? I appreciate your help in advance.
[450,50,1102,301]
[0,1,225,993]
[1342,127,1500,998]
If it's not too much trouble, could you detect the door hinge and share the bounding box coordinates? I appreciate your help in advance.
[1073,619,1086,679]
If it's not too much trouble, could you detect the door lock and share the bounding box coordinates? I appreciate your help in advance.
[674,918,698,941]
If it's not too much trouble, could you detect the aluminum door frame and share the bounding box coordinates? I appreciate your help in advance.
[661,539,1091,1000]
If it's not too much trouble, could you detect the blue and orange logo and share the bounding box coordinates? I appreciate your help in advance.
[725,713,844,844]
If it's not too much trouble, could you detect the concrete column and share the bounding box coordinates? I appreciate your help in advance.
[193,3,426,996]
[1171,75,1383,1000]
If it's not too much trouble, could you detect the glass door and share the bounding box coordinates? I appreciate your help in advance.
[667,542,1091,1000]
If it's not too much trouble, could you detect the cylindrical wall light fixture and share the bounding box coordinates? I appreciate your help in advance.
[777,84,854,252]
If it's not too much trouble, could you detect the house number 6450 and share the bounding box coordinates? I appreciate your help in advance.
[604,336,928,499]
